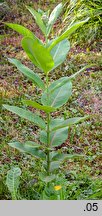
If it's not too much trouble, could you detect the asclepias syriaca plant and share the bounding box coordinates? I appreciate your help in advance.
[3,3,91,185]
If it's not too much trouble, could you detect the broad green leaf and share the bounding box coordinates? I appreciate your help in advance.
[50,118,64,128]
[42,160,61,172]
[41,80,72,108]
[48,18,89,51]
[22,37,41,69]
[50,39,70,70]
[22,100,56,113]
[6,167,21,199]
[40,127,68,147]
[40,119,68,147]
[8,141,46,159]
[22,37,54,73]
[4,23,36,40]
[40,118,68,147]
[26,6,46,35]
[50,152,68,161]
[8,58,45,90]
[48,65,93,93]
[39,173,56,183]
[64,154,85,159]
[51,152,85,161]
[3,105,46,129]
[9,141,41,150]
[24,141,41,148]
[47,3,63,36]
[50,161,61,172]
[50,116,88,131]
[48,77,68,91]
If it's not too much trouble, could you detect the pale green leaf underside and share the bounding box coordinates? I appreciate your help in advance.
[64,154,85,159]
[48,18,89,51]
[50,152,67,161]
[3,105,46,129]
[39,173,56,183]
[50,39,70,70]
[47,3,63,36]
[40,127,68,147]
[49,65,92,93]
[22,100,56,113]
[50,152,85,161]
[50,116,88,131]
[26,6,46,35]
[40,118,68,147]
[41,80,72,108]
[22,37,54,73]
[8,58,45,90]
[6,167,21,194]
[50,118,64,128]
[50,161,61,172]
[8,141,46,159]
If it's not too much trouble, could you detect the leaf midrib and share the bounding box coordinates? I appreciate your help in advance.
[51,87,62,107]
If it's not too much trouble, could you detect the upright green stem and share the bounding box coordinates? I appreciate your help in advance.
[46,73,50,176]
[45,35,48,47]
[46,113,50,175]
[12,191,17,200]
[45,35,51,177]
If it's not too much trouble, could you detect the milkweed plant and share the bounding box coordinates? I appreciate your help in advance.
[3,3,91,199]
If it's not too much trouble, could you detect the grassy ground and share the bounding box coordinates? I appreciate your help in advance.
[0,1,102,200]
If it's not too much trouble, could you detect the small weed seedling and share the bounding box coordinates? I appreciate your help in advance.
[3,3,91,196]
[6,167,21,200]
